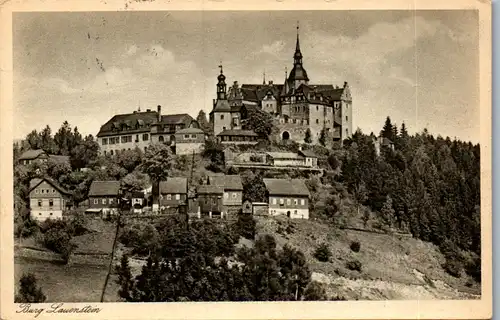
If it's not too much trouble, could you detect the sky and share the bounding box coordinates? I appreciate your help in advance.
[13,10,479,142]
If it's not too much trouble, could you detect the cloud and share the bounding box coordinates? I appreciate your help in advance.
[41,77,81,94]
[257,40,286,57]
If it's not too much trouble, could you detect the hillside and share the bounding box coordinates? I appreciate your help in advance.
[254,215,480,300]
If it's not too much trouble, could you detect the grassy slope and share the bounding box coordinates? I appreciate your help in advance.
[255,215,481,300]
[14,219,120,302]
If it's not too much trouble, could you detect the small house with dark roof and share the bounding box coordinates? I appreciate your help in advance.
[298,149,318,167]
[217,129,259,145]
[373,136,395,157]
[158,177,188,213]
[266,152,305,167]
[174,127,205,155]
[29,177,72,221]
[207,174,243,211]
[18,149,49,165]
[196,185,224,218]
[263,178,310,219]
[88,181,121,215]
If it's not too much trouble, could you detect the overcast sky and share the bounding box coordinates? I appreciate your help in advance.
[13,10,479,142]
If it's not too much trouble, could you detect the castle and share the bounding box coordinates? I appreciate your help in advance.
[209,25,353,146]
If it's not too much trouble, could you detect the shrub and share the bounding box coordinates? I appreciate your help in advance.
[233,213,257,240]
[346,259,362,272]
[314,243,331,262]
[443,258,462,278]
[464,255,481,282]
[303,281,327,300]
[350,241,361,253]
[15,273,47,303]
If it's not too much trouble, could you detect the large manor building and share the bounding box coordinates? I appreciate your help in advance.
[210,26,353,145]
[96,105,201,156]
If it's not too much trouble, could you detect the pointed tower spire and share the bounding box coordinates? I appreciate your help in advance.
[263,70,266,85]
[282,66,289,95]
[295,21,301,52]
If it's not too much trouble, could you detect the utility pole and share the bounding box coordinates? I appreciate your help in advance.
[100,196,128,302]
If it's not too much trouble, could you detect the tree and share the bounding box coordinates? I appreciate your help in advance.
[115,148,144,173]
[303,281,327,301]
[318,128,326,147]
[233,213,256,240]
[116,254,134,301]
[304,128,312,144]
[244,107,274,139]
[381,116,394,141]
[353,181,368,217]
[380,195,395,229]
[26,130,42,150]
[202,137,225,172]
[121,171,151,193]
[70,135,100,170]
[40,125,57,153]
[15,273,47,303]
[196,110,211,135]
[139,143,174,183]
[242,173,266,202]
[54,121,73,155]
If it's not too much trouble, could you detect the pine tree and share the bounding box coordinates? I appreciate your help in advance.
[117,254,135,301]
[15,273,47,303]
[381,116,393,140]
[318,128,326,147]
[380,195,395,229]
[304,128,312,144]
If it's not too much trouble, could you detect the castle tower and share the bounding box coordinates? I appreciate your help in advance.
[210,64,232,136]
[287,22,309,90]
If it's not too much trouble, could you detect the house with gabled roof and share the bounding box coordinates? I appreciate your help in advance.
[158,177,188,214]
[196,185,224,218]
[88,180,121,216]
[263,178,310,219]
[207,174,243,212]
[29,177,72,221]
[19,149,49,165]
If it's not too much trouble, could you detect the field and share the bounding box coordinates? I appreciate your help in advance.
[14,219,121,302]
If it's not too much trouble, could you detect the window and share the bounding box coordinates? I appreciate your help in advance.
[110,150,114,155]
[294,199,298,205]
[104,151,107,156]
[300,199,305,206]
[175,194,180,200]
[52,189,56,193]
[102,199,107,205]
[316,106,319,111]
[39,212,42,216]
[191,134,196,138]
[286,199,291,205]
[49,199,53,207]
[159,136,164,142]
[135,135,139,142]
[232,193,237,199]
[346,116,348,121]
[316,119,319,124]
[35,189,39,194]
[220,115,224,120]
[272,198,277,205]
[279,198,284,205]
[184,134,190,139]
[109,198,114,204]
[94,199,98,204]
[167,194,172,200]
[50,212,53,216]
[41,189,44,194]
[346,128,348,135]
[224,192,229,199]
[143,134,149,141]
[38,200,42,207]
[102,138,108,145]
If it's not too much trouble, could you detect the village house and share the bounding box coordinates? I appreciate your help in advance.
[18,149,71,166]
[373,136,395,157]
[174,127,205,155]
[266,152,306,167]
[298,149,318,167]
[159,177,188,214]
[263,178,310,219]
[29,177,72,221]
[196,185,225,218]
[87,181,121,217]
[130,191,145,214]
[207,174,243,214]
[217,129,259,145]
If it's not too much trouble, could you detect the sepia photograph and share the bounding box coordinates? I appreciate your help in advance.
[0,0,492,319]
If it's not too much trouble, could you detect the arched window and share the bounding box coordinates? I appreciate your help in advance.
[282,131,290,140]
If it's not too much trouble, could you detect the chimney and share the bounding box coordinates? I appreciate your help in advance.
[157,105,161,122]
[344,81,348,88]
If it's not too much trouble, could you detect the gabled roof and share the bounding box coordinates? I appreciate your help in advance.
[263,178,310,197]
[19,149,47,160]
[208,175,243,191]
[29,177,71,195]
[197,185,224,194]
[217,129,258,137]
[159,177,188,194]
[266,152,304,160]
[97,110,158,137]
[175,127,204,134]
[298,150,317,158]
[89,181,121,196]
[159,114,194,125]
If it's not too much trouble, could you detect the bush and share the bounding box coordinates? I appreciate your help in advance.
[350,241,361,253]
[314,243,331,262]
[443,258,462,278]
[15,273,47,303]
[464,255,481,282]
[119,221,160,256]
[233,213,256,240]
[303,281,327,300]
[346,259,362,272]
